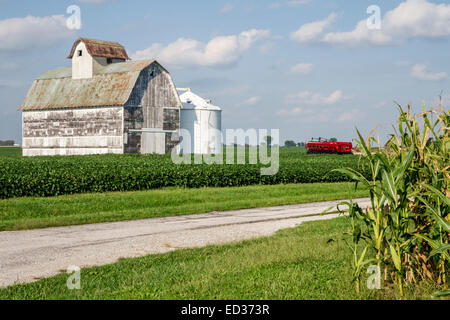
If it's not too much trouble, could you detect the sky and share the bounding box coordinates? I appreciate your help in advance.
[1,0,450,145]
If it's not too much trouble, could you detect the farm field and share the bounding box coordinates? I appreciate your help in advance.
[0,217,438,300]
[0,146,370,230]
[0,147,21,158]
[0,147,368,199]
[0,182,368,231]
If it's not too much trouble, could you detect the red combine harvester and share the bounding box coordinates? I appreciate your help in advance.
[306,138,352,154]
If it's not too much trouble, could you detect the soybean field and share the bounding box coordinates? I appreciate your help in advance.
[0,147,368,199]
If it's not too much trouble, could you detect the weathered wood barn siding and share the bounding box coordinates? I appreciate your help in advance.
[124,62,181,154]
[22,107,123,156]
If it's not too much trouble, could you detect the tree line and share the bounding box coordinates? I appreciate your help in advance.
[0,140,14,146]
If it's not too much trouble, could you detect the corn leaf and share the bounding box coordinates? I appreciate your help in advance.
[382,170,397,205]
[417,196,450,233]
[432,290,450,298]
[357,246,368,268]
[394,147,415,184]
[423,184,450,207]
[331,168,372,189]
[389,244,401,272]
[356,128,372,160]
[430,244,450,257]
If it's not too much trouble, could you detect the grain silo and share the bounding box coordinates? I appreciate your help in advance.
[178,89,222,154]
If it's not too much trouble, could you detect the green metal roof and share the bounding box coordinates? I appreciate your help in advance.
[20,60,156,111]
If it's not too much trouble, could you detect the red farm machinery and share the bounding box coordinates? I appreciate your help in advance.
[306,138,353,154]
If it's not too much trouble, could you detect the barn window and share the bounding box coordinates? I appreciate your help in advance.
[107,58,113,64]
[77,50,83,57]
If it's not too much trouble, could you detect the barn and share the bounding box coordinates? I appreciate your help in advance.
[19,38,182,156]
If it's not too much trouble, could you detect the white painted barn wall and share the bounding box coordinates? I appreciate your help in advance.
[22,107,124,156]
[72,42,93,80]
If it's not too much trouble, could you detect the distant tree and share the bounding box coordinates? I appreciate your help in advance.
[264,136,273,147]
[297,142,305,147]
[0,140,14,146]
[284,140,297,147]
[330,137,338,142]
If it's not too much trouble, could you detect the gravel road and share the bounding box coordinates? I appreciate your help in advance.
[0,198,370,288]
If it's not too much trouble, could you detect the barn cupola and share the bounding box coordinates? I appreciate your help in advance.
[67,38,131,79]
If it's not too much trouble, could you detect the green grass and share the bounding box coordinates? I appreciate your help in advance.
[0,182,368,231]
[0,217,438,300]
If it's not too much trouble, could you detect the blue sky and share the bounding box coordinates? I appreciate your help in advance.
[1,0,449,144]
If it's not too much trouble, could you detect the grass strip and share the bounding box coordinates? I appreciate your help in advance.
[0,182,368,231]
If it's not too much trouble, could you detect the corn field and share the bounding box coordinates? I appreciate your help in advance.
[335,104,449,298]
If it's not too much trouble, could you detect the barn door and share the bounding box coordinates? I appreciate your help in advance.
[141,132,165,154]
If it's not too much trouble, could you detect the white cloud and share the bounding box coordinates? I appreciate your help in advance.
[239,96,261,106]
[290,13,337,43]
[285,90,344,106]
[291,0,450,46]
[0,15,76,52]
[410,63,448,81]
[289,63,313,75]
[132,29,271,68]
[320,19,392,46]
[220,3,234,14]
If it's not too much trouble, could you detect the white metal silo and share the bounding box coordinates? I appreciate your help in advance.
[178,89,222,154]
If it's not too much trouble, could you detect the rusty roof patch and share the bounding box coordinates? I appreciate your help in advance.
[20,60,156,111]
[67,38,130,60]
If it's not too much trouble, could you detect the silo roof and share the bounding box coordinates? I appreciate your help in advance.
[179,90,221,111]
[19,60,156,111]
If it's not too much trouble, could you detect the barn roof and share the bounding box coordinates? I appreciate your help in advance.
[19,60,155,111]
[67,38,130,60]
